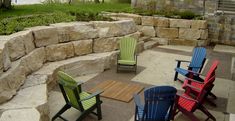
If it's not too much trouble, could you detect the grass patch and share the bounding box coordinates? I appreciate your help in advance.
[0,3,132,19]
[0,2,202,35]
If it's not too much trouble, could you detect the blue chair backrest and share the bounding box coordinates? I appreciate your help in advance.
[144,86,177,121]
[189,47,206,73]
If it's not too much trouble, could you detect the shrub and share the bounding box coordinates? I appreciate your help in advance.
[70,11,113,21]
[0,12,75,35]
[178,10,198,19]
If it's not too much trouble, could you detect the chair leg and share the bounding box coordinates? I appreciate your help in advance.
[117,64,119,73]
[97,104,102,120]
[177,107,200,121]
[174,71,179,81]
[52,104,71,121]
[134,64,137,74]
[209,92,217,99]
[199,105,216,121]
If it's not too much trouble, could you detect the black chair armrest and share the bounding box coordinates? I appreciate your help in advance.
[76,81,84,86]
[175,59,191,63]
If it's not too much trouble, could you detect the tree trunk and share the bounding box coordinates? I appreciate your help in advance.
[0,0,3,8]
[94,0,100,3]
[2,0,11,9]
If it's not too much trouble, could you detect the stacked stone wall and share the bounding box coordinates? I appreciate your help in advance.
[0,20,141,121]
[105,13,209,46]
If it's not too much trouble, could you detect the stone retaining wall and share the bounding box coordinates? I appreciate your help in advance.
[131,0,216,15]
[105,13,209,46]
[0,20,142,121]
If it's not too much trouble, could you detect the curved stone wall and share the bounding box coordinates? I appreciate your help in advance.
[104,12,209,46]
[0,19,142,121]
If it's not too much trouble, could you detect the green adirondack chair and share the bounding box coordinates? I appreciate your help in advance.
[117,37,137,73]
[52,71,103,121]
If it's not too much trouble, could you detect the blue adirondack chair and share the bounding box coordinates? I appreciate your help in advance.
[174,47,206,81]
[134,86,177,121]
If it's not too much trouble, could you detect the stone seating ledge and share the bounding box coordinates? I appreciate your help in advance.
[0,51,117,121]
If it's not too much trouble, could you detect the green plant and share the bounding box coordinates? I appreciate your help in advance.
[178,10,198,19]
[0,12,75,35]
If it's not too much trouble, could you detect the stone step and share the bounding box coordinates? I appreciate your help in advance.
[0,51,117,121]
[0,108,41,121]
[34,51,117,89]
[0,84,49,121]
[144,41,158,50]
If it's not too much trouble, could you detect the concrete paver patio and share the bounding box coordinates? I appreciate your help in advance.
[49,45,235,121]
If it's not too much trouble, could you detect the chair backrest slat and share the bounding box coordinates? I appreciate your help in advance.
[144,86,177,121]
[58,71,82,109]
[189,47,207,72]
[120,37,137,61]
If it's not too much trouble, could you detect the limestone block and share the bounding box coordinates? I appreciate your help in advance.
[72,39,93,56]
[156,28,179,39]
[191,20,207,29]
[21,31,35,54]
[155,17,169,27]
[0,37,11,71]
[0,84,49,121]
[6,33,26,61]
[197,40,208,46]
[124,31,141,41]
[93,20,137,38]
[69,23,99,41]
[169,39,197,46]
[142,16,155,26]
[21,48,46,75]
[61,56,106,77]
[170,19,192,28]
[45,42,74,61]
[21,74,48,89]
[93,37,119,53]
[86,51,118,70]
[136,41,144,53]
[0,61,26,104]
[150,37,169,45]
[51,22,98,42]
[200,29,209,40]
[120,13,142,25]
[29,26,59,47]
[0,108,41,121]
[179,29,201,40]
[107,13,142,25]
[144,41,158,50]
[51,23,73,43]
[139,36,151,42]
[138,26,155,37]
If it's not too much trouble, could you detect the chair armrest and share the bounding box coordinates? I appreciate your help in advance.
[176,94,199,103]
[186,70,203,76]
[175,59,191,63]
[186,78,204,84]
[76,81,84,86]
[133,94,144,110]
[184,84,201,92]
[80,90,103,102]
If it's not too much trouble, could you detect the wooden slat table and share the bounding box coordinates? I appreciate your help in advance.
[88,80,144,103]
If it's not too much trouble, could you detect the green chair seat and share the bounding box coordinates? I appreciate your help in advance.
[118,60,136,65]
[80,91,96,110]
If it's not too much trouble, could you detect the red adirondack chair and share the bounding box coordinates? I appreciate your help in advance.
[173,60,219,121]
[182,60,219,106]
